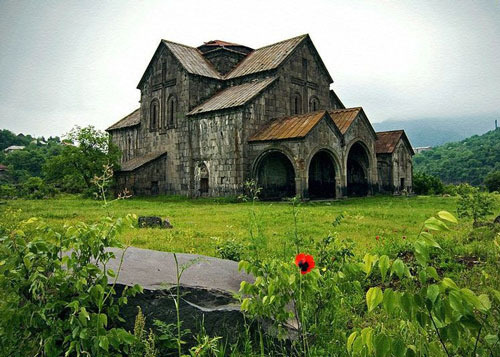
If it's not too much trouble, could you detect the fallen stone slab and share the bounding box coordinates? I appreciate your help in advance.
[106,246,253,292]
[105,247,254,344]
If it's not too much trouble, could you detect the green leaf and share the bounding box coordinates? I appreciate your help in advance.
[414,241,429,266]
[366,287,383,313]
[449,291,465,315]
[441,277,459,291]
[107,268,116,277]
[426,266,439,280]
[383,288,399,314]
[347,331,358,353]
[362,253,379,277]
[427,284,440,304]
[374,334,391,357]
[391,259,405,279]
[484,334,499,346]
[379,255,390,283]
[438,211,458,223]
[98,313,108,328]
[424,217,450,231]
[478,294,491,312]
[99,336,109,351]
[361,327,374,354]
[240,298,250,311]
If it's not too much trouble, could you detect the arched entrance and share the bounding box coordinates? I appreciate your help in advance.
[347,142,370,196]
[256,151,296,200]
[199,163,209,195]
[308,151,336,199]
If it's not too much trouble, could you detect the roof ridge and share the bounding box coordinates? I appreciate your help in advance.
[162,39,197,49]
[376,129,405,133]
[255,34,308,51]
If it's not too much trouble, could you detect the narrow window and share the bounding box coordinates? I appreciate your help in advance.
[162,61,167,82]
[310,97,319,111]
[167,96,176,128]
[292,93,302,115]
[150,100,159,130]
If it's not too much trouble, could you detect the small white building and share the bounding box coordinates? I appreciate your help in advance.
[3,145,25,154]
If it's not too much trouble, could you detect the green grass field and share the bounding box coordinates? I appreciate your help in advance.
[2,194,496,258]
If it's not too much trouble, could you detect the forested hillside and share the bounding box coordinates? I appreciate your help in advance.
[413,129,500,185]
[373,115,496,147]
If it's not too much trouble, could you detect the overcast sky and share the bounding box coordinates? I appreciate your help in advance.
[1,0,499,137]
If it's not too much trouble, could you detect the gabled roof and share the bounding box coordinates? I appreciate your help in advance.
[187,77,276,116]
[226,34,312,79]
[106,109,141,131]
[163,40,221,79]
[328,107,362,134]
[376,130,415,155]
[137,40,221,88]
[248,110,341,142]
[118,151,167,172]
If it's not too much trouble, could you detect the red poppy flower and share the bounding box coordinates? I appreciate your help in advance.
[295,253,315,275]
[376,236,380,241]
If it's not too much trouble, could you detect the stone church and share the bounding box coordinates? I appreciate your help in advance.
[107,34,414,199]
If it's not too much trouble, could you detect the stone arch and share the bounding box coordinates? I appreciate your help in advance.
[150,99,159,130]
[253,149,296,200]
[198,162,209,195]
[307,148,339,199]
[346,141,371,196]
[309,96,320,112]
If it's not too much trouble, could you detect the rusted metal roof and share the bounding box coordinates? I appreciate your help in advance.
[376,130,414,155]
[328,107,361,134]
[118,151,167,172]
[106,108,141,131]
[188,77,276,115]
[225,34,308,79]
[202,40,244,47]
[162,40,222,79]
[248,110,333,142]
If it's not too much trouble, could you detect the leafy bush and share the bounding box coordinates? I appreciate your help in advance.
[20,177,56,199]
[457,187,495,225]
[0,184,16,199]
[484,170,500,192]
[413,172,444,195]
[215,238,245,261]
[0,213,142,356]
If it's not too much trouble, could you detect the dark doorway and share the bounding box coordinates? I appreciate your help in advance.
[400,177,405,190]
[151,181,159,195]
[347,142,370,197]
[308,151,336,199]
[256,151,296,200]
[199,164,209,195]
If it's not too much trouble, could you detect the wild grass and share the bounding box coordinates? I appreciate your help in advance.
[2,194,495,259]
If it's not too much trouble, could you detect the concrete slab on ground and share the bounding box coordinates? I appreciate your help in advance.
[106,246,253,293]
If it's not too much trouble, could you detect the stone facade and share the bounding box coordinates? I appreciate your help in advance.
[107,34,413,198]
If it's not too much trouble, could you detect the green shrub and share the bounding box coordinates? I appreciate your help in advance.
[0,213,142,356]
[484,170,500,192]
[413,172,444,195]
[0,184,16,199]
[215,238,245,261]
[457,186,495,225]
[20,177,56,199]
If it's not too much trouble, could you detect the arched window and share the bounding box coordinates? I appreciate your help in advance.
[291,92,302,115]
[309,97,319,111]
[167,95,177,128]
[150,100,159,130]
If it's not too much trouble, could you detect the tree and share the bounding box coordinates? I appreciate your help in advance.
[43,126,120,193]
[412,172,444,195]
[484,170,500,192]
[457,186,494,225]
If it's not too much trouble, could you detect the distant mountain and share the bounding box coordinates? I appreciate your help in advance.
[373,115,498,147]
[413,129,500,185]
